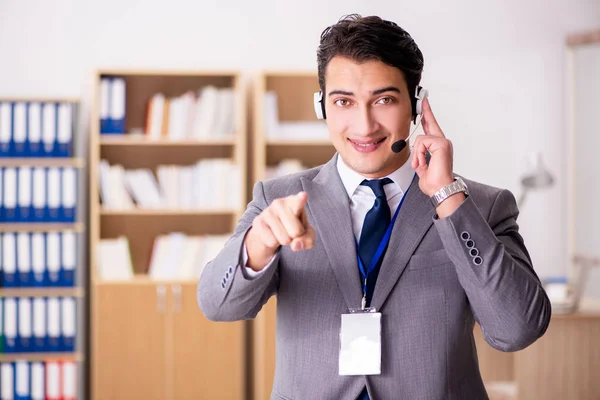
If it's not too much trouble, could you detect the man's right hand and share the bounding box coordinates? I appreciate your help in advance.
[245,192,315,272]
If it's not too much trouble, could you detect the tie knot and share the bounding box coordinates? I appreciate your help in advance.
[360,177,393,198]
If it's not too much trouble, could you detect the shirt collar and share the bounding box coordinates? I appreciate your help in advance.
[336,153,416,199]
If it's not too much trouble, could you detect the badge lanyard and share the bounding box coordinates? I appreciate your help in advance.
[354,173,416,309]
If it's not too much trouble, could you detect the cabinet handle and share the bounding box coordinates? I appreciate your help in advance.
[156,285,167,313]
[172,284,182,313]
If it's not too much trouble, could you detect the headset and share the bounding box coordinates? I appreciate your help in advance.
[313,85,428,153]
[313,85,428,123]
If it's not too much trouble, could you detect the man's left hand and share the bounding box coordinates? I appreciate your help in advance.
[411,97,455,197]
[411,97,465,217]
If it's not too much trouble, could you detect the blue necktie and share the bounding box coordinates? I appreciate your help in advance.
[358,177,393,307]
[356,178,393,400]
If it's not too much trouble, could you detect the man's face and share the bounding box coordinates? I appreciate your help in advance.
[324,56,413,178]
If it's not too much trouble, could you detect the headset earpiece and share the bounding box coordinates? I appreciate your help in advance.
[314,91,326,120]
[413,85,428,124]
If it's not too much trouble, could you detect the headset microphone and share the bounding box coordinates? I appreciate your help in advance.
[391,86,428,153]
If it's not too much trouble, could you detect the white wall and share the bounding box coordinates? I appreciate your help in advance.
[1,0,599,280]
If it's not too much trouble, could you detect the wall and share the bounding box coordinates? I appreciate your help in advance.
[1,0,599,281]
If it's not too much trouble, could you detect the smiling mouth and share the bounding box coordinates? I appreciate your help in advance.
[348,137,387,153]
[349,138,386,146]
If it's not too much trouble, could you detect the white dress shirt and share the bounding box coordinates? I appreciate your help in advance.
[244,154,416,277]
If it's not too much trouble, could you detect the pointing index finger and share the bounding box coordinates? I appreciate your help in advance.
[422,97,445,138]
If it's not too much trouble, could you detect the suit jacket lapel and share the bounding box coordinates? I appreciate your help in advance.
[370,174,436,310]
[301,155,363,310]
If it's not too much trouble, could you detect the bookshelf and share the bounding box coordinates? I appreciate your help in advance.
[251,71,336,400]
[0,97,84,398]
[89,70,246,400]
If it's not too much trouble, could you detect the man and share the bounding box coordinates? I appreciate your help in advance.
[198,14,551,400]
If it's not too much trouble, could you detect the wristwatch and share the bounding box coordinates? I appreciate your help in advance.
[430,177,469,208]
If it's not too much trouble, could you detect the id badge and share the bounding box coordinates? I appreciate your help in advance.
[339,307,382,376]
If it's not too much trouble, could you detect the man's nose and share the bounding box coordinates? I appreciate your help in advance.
[355,106,380,136]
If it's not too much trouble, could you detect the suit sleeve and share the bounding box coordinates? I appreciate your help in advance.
[197,180,280,322]
[433,189,552,352]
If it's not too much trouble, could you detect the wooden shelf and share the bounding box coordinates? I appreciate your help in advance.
[100,208,238,216]
[0,158,85,168]
[0,98,79,103]
[0,287,84,297]
[96,275,198,285]
[91,70,247,399]
[0,223,84,232]
[100,136,236,146]
[0,353,83,362]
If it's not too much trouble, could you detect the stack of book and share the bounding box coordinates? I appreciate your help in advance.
[96,233,230,281]
[0,360,77,399]
[0,101,75,157]
[99,76,236,140]
[98,158,241,210]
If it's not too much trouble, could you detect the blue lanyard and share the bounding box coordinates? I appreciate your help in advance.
[354,174,415,307]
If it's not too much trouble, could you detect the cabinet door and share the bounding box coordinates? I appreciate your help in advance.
[170,283,245,400]
[253,297,277,400]
[93,284,169,400]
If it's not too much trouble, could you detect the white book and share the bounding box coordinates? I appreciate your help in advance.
[57,102,73,147]
[15,361,30,399]
[110,164,134,209]
[156,166,175,209]
[146,93,165,139]
[62,231,76,280]
[28,102,42,149]
[46,232,61,284]
[167,96,182,140]
[179,236,202,279]
[47,167,61,213]
[98,160,112,208]
[178,166,193,210]
[62,362,77,399]
[97,237,133,281]
[181,91,197,138]
[4,298,17,349]
[32,167,46,214]
[18,166,32,213]
[33,297,46,343]
[1,363,14,400]
[110,78,126,122]
[31,232,45,283]
[18,297,32,346]
[42,102,57,153]
[62,167,77,212]
[148,235,168,280]
[124,169,164,209]
[100,78,110,121]
[46,362,61,400]
[61,297,76,343]
[16,232,31,281]
[47,297,61,344]
[0,102,12,152]
[31,362,45,400]
[4,167,17,214]
[193,86,219,139]
[13,102,27,151]
[3,233,16,280]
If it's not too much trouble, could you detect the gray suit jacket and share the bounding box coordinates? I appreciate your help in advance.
[197,154,551,400]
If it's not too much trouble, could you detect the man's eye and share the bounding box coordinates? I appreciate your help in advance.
[334,99,350,107]
[378,97,394,104]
